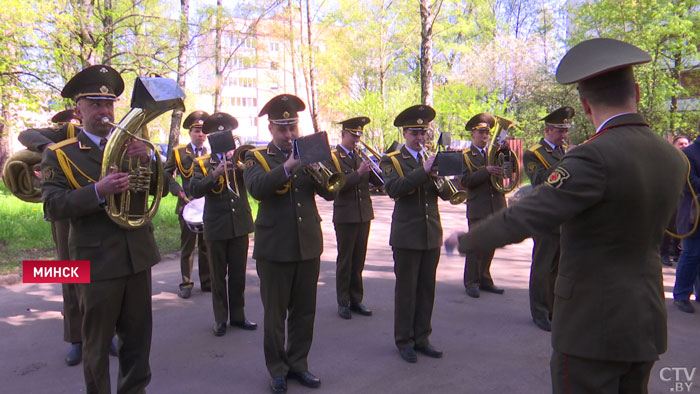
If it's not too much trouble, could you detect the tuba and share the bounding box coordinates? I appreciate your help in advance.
[486,115,521,194]
[2,149,43,203]
[100,77,185,229]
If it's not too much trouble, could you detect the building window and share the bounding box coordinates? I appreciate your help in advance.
[270,41,280,52]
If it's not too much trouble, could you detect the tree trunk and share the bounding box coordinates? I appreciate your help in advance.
[77,0,97,67]
[168,0,190,153]
[214,0,223,112]
[304,0,319,133]
[0,87,9,171]
[102,0,113,65]
[420,0,434,108]
[288,0,298,95]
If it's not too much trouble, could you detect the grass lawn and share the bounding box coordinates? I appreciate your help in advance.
[0,181,260,276]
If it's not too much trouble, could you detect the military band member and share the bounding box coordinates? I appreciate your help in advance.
[243,94,335,393]
[41,65,161,393]
[459,38,686,393]
[164,110,211,299]
[460,113,506,298]
[189,112,257,336]
[329,116,374,320]
[19,110,84,365]
[522,106,574,332]
[380,104,451,363]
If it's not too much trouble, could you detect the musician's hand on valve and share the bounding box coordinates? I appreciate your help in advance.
[423,154,437,175]
[126,140,150,164]
[486,165,505,176]
[96,167,130,197]
[357,160,371,176]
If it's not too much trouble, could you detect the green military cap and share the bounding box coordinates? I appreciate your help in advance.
[338,116,371,136]
[393,105,435,130]
[183,110,210,129]
[556,38,651,85]
[540,106,575,128]
[258,94,306,125]
[51,109,79,125]
[465,113,495,132]
[61,65,125,101]
[202,112,239,134]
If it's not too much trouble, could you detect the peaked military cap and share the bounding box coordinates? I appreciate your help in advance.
[51,109,79,124]
[556,38,651,85]
[540,106,575,128]
[258,94,306,125]
[465,113,495,132]
[202,112,239,134]
[338,116,371,136]
[61,65,124,101]
[183,110,210,129]
[394,105,435,130]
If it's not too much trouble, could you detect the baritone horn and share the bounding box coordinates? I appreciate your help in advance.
[100,77,186,229]
[487,115,520,194]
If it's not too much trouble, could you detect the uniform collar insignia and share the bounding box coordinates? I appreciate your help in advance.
[78,141,91,150]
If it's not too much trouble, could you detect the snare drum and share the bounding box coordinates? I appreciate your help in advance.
[182,197,205,233]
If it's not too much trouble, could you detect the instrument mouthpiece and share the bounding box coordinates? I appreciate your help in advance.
[101,117,110,124]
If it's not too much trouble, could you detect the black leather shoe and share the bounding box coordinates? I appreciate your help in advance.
[398,347,417,363]
[338,305,352,319]
[479,284,505,294]
[65,342,82,366]
[674,299,695,313]
[178,287,191,299]
[213,322,227,336]
[109,335,118,357]
[466,287,480,298]
[661,256,673,267]
[270,376,287,393]
[415,344,443,358]
[287,370,321,388]
[230,319,257,330]
[533,317,552,332]
[349,302,372,316]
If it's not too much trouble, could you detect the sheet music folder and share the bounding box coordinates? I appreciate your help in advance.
[293,132,332,165]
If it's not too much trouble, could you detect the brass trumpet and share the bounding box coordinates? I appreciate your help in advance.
[358,140,384,185]
[306,162,346,192]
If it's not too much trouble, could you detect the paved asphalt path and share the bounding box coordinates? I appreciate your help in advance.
[1,195,698,394]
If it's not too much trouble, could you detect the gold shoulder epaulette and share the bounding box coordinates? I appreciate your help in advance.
[251,147,266,152]
[331,148,338,154]
[176,143,188,149]
[387,151,401,157]
[197,154,211,162]
[528,144,542,152]
[48,138,78,151]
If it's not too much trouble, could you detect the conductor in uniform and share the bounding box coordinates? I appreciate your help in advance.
[458,38,686,393]
[189,112,257,336]
[380,105,451,363]
[329,116,375,320]
[243,94,335,393]
[164,110,211,299]
[460,113,506,298]
[522,106,574,332]
[41,65,162,393]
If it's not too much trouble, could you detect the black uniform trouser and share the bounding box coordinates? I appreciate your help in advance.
[334,221,371,306]
[530,233,559,321]
[178,215,210,290]
[257,258,320,378]
[464,217,495,289]
[206,236,249,323]
[52,219,82,343]
[392,247,440,349]
[551,350,654,394]
[78,269,152,394]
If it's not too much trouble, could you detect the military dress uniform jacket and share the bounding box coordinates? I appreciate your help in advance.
[243,143,336,262]
[164,143,201,215]
[328,147,374,224]
[19,123,80,152]
[381,147,451,250]
[461,113,686,362]
[461,147,506,220]
[188,154,255,241]
[523,138,565,187]
[41,131,161,281]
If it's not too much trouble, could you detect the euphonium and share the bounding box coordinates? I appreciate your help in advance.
[486,115,521,194]
[100,77,185,229]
